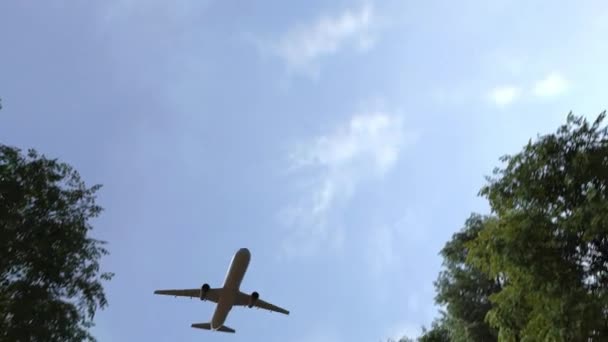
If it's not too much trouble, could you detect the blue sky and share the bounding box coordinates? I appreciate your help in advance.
[1,1,607,341]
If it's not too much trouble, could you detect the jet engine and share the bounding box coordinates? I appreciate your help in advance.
[248,291,259,308]
[200,283,210,300]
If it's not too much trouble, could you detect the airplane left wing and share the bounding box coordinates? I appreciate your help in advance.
[235,291,290,315]
[154,288,221,303]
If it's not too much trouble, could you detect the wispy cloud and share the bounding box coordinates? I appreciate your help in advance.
[532,71,569,98]
[488,85,522,107]
[280,111,416,258]
[484,71,569,107]
[268,4,376,76]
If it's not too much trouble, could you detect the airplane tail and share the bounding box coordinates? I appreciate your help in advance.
[191,322,235,333]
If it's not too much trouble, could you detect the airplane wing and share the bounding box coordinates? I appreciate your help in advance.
[154,288,221,303]
[235,291,290,315]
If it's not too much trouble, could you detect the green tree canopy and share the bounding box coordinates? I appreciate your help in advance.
[467,112,608,341]
[0,144,113,341]
[434,213,500,342]
[417,316,451,342]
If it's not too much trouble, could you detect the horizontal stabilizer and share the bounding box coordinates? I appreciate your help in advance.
[191,322,235,333]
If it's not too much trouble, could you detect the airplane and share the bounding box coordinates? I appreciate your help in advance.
[154,248,289,333]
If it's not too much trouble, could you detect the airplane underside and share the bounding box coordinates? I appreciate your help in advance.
[154,248,289,334]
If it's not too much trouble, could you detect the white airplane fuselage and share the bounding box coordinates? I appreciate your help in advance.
[210,247,251,330]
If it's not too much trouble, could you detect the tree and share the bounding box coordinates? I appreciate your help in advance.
[467,112,608,341]
[0,144,113,341]
[387,338,415,342]
[433,214,500,342]
[418,316,451,342]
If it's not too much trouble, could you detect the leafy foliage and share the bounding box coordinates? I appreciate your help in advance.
[433,214,500,342]
[0,144,113,341]
[391,111,608,342]
[388,338,415,342]
[467,112,608,340]
[417,316,451,342]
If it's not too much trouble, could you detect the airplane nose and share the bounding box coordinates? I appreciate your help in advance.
[238,248,251,257]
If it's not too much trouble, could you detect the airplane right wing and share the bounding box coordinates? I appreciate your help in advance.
[235,291,290,315]
[154,287,221,303]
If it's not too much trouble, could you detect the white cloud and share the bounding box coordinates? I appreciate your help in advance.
[533,71,569,98]
[281,111,416,258]
[488,85,521,106]
[483,71,570,108]
[271,4,375,75]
